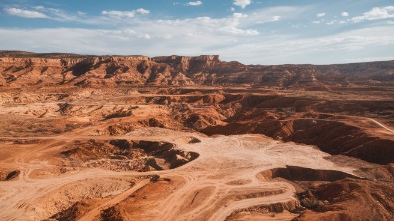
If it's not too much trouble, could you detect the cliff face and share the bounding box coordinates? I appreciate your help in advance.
[0,55,193,87]
[1,51,393,88]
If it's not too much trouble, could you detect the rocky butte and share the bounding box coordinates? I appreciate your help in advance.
[0,51,393,221]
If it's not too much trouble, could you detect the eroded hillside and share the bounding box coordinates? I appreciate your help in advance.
[0,52,393,221]
[1,51,394,88]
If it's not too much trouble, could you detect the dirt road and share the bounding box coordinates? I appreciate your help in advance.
[209,184,295,221]
[368,118,394,134]
[0,127,359,221]
[78,179,150,221]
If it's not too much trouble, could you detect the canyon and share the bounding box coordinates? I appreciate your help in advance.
[0,51,393,221]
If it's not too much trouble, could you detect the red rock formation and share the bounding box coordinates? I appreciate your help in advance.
[2,51,393,88]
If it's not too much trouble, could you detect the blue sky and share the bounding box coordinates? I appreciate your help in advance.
[1,0,394,64]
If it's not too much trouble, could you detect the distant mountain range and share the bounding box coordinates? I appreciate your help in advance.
[1,51,393,89]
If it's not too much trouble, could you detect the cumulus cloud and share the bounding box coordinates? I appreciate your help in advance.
[243,6,304,25]
[4,8,48,18]
[156,13,259,36]
[135,8,150,14]
[6,3,392,64]
[326,20,336,25]
[217,26,394,64]
[351,6,394,22]
[233,0,252,9]
[270,16,281,21]
[185,1,203,6]
[77,11,86,16]
[2,22,393,65]
[316,13,325,17]
[232,13,248,19]
[33,6,45,10]
[102,8,150,18]
[341,12,349,17]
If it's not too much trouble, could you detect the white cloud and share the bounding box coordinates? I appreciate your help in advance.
[102,8,150,18]
[233,0,251,9]
[47,8,78,22]
[156,13,259,36]
[346,56,394,62]
[3,4,393,65]
[351,6,394,22]
[230,7,235,12]
[185,1,203,6]
[341,12,349,17]
[388,21,394,24]
[326,21,336,25]
[217,26,394,64]
[4,8,48,18]
[316,13,325,17]
[2,24,393,65]
[232,13,248,19]
[0,6,310,63]
[313,21,320,24]
[135,8,150,14]
[5,6,92,22]
[101,10,135,18]
[77,11,86,16]
[271,16,280,21]
[33,6,45,10]
[243,6,304,26]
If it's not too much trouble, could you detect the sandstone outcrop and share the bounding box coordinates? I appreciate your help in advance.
[1,51,393,88]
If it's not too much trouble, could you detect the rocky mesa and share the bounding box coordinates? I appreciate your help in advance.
[1,51,393,88]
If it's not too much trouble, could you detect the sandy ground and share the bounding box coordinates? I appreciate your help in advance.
[0,125,358,221]
[2,87,390,221]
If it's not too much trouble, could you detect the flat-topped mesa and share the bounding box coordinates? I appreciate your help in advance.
[59,55,152,67]
[1,51,394,88]
[153,55,220,63]
[109,55,152,62]
[152,55,221,73]
[0,55,151,67]
[0,57,64,67]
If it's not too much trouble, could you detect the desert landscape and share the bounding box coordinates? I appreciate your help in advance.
[0,51,393,221]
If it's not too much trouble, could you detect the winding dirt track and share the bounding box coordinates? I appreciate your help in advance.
[78,179,150,221]
[0,126,359,221]
[209,185,295,221]
[368,118,394,134]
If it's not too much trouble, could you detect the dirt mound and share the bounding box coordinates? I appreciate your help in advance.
[188,137,201,144]
[106,117,178,135]
[104,109,133,119]
[259,166,358,182]
[227,200,301,221]
[101,207,123,221]
[61,140,199,171]
[49,201,93,221]
[34,177,135,220]
[61,140,118,161]
[294,178,394,221]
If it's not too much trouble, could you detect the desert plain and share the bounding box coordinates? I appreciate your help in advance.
[0,51,393,221]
